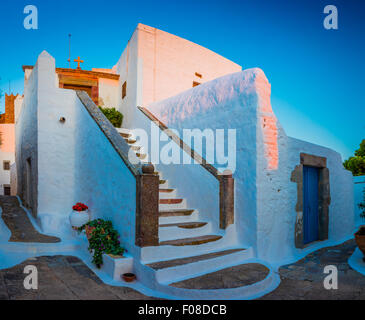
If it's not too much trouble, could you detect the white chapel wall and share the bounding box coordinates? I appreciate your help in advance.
[98,78,119,109]
[137,23,242,107]
[115,27,141,129]
[17,51,139,251]
[115,23,243,131]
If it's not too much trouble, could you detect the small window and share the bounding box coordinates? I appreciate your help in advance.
[193,81,201,87]
[3,185,10,196]
[195,72,202,79]
[122,81,127,99]
[3,161,10,171]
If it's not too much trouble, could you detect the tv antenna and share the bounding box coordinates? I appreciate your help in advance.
[67,34,72,68]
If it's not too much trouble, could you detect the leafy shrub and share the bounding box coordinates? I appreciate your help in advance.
[343,139,365,176]
[99,107,124,128]
[78,219,124,268]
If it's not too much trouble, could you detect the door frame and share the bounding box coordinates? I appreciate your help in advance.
[291,153,331,249]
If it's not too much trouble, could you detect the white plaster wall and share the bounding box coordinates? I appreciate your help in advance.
[10,163,17,196]
[35,51,78,233]
[146,70,262,249]
[14,95,23,123]
[98,79,119,109]
[145,69,355,263]
[73,95,138,256]
[16,61,39,213]
[17,51,139,254]
[115,28,141,129]
[131,105,222,235]
[137,23,242,107]
[0,123,15,195]
[115,23,242,131]
[354,175,365,227]
[0,150,14,196]
[256,133,354,263]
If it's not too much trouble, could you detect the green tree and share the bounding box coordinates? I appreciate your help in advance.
[343,139,365,176]
[99,107,124,128]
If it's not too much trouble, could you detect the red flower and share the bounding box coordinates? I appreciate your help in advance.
[73,203,88,212]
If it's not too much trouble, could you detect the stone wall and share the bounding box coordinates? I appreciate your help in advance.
[0,94,17,124]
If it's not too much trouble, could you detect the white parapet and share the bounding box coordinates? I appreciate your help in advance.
[101,253,134,281]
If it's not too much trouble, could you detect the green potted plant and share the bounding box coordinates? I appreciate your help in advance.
[99,107,124,128]
[355,188,365,261]
[78,219,124,268]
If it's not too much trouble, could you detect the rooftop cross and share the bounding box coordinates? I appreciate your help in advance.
[74,56,84,70]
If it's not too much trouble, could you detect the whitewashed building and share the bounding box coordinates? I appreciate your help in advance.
[0,94,23,195]
[13,24,355,297]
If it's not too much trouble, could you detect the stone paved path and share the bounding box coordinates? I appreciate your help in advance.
[0,255,156,300]
[260,239,365,300]
[1,196,364,299]
[171,263,270,289]
[0,196,60,243]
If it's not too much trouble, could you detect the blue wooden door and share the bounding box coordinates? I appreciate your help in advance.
[303,166,319,244]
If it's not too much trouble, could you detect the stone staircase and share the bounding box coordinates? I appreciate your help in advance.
[117,128,256,289]
[118,128,224,248]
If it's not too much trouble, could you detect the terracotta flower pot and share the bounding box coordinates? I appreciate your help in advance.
[354,227,365,259]
[85,226,96,240]
[122,273,136,282]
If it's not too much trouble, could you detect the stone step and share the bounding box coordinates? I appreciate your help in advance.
[136,153,147,160]
[160,235,222,246]
[117,128,131,135]
[159,180,167,185]
[159,189,174,193]
[146,249,245,270]
[159,222,207,229]
[159,209,194,217]
[131,145,141,152]
[119,132,131,139]
[159,188,177,200]
[159,199,183,205]
[170,262,270,290]
[125,138,137,144]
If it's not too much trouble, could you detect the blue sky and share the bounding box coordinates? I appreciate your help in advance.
[0,0,364,160]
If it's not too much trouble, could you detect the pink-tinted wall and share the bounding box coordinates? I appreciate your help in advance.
[136,24,242,107]
[0,124,15,153]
